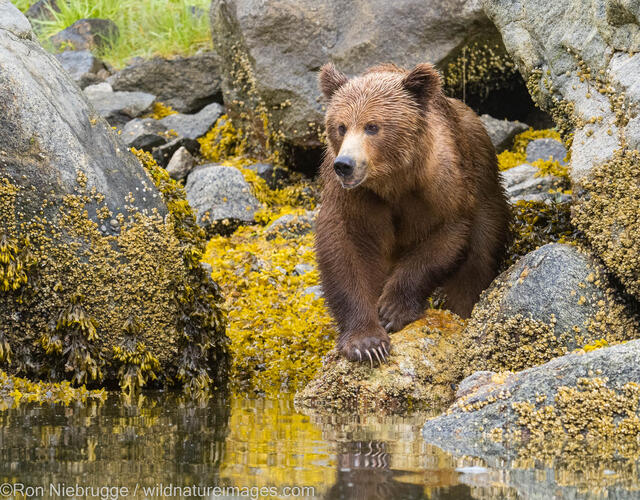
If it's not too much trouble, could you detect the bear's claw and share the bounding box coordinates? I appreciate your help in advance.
[340,331,391,367]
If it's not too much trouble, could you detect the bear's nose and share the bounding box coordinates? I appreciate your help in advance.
[334,156,355,177]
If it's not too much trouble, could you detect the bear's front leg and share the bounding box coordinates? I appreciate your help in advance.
[378,222,470,332]
[315,193,394,366]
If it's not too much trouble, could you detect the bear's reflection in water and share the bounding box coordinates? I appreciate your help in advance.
[325,441,474,500]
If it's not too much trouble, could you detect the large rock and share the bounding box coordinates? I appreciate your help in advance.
[483,0,640,304]
[294,310,467,414]
[84,82,155,128]
[501,163,565,202]
[462,243,639,376]
[185,164,261,234]
[210,0,502,151]
[0,2,227,393]
[422,338,640,489]
[107,53,222,113]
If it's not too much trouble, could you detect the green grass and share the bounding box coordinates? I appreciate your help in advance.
[11,0,212,69]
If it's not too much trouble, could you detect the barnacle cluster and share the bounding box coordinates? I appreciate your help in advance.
[508,378,640,480]
[442,42,518,103]
[0,143,228,397]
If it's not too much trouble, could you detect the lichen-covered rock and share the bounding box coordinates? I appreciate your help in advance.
[54,50,108,89]
[463,243,639,375]
[159,102,224,140]
[107,53,222,113]
[422,339,640,481]
[484,0,640,302]
[185,164,261,234]
[0,2,228,395]
[84,82,155,128]
[294,310,467,414]
[479,114,529,153]
[501,163,565,202]
[264,211,315,240]
[210,0,504,153]
[50,18,119,51]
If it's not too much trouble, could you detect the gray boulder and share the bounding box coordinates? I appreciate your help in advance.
[480,114,529,153]
[54,50,108,89]
[108,53,222,113]
[210,0,502,151]
[502,163,566,203]
[120,117,167,150]
[525,138,567,165]
[0,1,228,390]
[50,18,119,51]
[159,102,224,140]
[185,164,261,234]
[462,243,639,375]
[84,82,155,128]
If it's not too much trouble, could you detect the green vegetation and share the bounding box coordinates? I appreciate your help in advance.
[12,0,211,68]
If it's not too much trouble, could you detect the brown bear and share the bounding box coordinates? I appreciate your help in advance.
[315,62,511,366]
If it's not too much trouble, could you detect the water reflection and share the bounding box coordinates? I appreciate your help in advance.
[0,392,521,499]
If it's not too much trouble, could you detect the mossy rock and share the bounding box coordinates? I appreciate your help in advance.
[0,4,228,395]
[463,243,639,376]
[294,310,467,415]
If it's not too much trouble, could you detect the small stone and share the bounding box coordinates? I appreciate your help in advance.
[159,102,224,140]
[25,0,60,21]
[480,115,529,153]
[265,211,315,240]
[525,138,568,165]
[301,285,323,299]
[152,137,199,167]
[84,83,155,128]
[293,263,314,276]
[245,162,289,189]
[120,118,167,150]
[165,146,195,181]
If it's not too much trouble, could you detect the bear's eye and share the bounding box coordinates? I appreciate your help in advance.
[364,123,379,135]
[337,124,347,136]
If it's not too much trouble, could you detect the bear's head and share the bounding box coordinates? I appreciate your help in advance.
[318,62,442,191]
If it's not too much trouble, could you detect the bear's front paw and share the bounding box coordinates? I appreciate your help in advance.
[339,328,391,367]
[378,291,424,333]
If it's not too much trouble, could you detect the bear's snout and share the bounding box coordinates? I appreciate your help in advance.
[334,155,356,178]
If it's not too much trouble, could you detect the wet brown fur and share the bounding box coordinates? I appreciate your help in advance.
[315,62,511,363]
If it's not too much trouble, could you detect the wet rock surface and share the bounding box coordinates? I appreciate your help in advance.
[185,164,261,234]
[295,310,467,414]
[107,52,222,113]
[462,243,639,375]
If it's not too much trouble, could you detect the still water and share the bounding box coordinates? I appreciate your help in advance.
[0,393,634,499]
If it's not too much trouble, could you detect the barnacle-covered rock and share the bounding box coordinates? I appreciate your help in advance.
[294,310,467,415]
[463,243,639,375]
[0,3,228,395]
[422,339,640,490]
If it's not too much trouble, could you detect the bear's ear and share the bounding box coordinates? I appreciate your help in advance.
[319,63,348,100]
[402,63,442,105]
